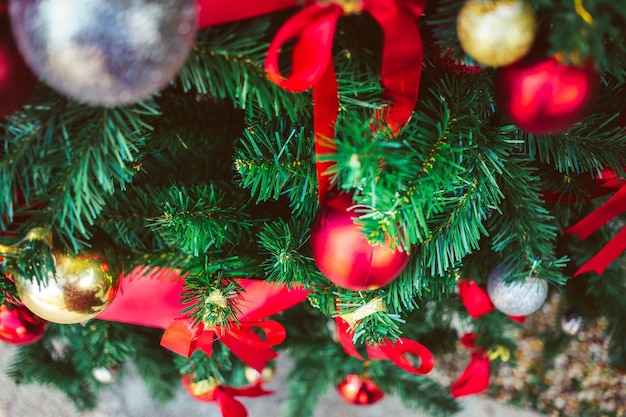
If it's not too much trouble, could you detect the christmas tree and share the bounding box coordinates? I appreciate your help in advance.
[2,0,626,416]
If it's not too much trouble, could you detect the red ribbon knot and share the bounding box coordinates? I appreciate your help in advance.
[161,318,286,372]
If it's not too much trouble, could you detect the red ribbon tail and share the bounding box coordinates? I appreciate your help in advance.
[314,62,339,203]
[458,281,495,319]
[220,321,286,371]
[372,338,435,375]
[574,227,626,276]
[335,318,365,360]
[450,352,490,398]
[372,1,425,131]
[222,332,279,372]
[214,388,249,417]
[222,384,274,398]
[564,186,626,240]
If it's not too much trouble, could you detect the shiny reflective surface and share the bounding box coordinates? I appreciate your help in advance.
[336,374,385,405]
[9,0,197,105]
[14,230,123,324]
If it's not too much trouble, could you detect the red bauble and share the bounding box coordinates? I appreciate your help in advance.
[336,374,385,405]
[0,304,46,346]
[494,55,600,134]
[0,17,36,118]
[181,374,217,402]
[310,194,409,291]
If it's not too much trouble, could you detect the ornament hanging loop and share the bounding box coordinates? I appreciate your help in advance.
[319,0,363,14]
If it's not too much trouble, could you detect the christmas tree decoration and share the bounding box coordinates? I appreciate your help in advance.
[182,374,218,402]
[8,0,197,106]
[310,194,410,291]
[487,267,548,316]
[92,366,118,384]
[431,44,484,76]
[0,304,46,345]
[336,374,385,406]
[13,228,123,324]
[244,363,276,385]
[456,0,537,67]
[0,16,37,118]
[494,54,600,134]
[561,312,584,336]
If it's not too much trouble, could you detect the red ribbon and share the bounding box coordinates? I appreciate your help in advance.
[196,0,299,28]
[458,280,494,319]
[335,318,434,374]
[564,169,626,275]
[450,333,490,398]
[98,268,308,371]
[182,375,272,417]
[161,318,286,372]
[265,0,425,201]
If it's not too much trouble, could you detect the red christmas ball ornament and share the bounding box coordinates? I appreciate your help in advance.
[494,54,600,134]
[310,194,409,291]
[0,17,37,118]
[181,374,217,402]
[336,374,385,405]
[0,304,46,346]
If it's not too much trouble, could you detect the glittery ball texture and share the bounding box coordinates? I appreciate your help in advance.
[487,267,548,316]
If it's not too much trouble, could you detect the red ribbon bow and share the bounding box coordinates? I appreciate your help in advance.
[182,375,273,417]
[458,280,494,319]
[335,318,434,374]
[450,333,490,398]
[265,0,426,202]
[564,168,626,276]
[161,318,286,372]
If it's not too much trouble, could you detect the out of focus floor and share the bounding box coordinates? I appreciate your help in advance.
[0,343,544,417]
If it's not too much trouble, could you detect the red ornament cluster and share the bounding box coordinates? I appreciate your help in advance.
[494,55,600,135]
[0,304,46,346]
[336,374,385,405]
[310,194,409,291]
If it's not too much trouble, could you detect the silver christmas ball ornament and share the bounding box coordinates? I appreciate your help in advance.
[9,0,197,106]
[560,312,584,336]
[487,267,548,316]
[92,366,118,383]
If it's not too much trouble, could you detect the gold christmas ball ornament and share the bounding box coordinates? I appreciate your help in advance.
[244,363,276,385]
[14,228,123,324]
[456,0,537,67]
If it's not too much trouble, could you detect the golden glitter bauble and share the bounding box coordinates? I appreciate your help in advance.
[456,0,537,67]
[244,363,276,385]
[14,228,123,324]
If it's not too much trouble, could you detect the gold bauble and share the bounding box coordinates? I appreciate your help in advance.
[244,363,276,385]
[14,228,123,324]
[457,0,537,67]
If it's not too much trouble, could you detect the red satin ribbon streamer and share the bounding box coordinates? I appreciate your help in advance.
[161,318,286,372]
[265,0,426,201]
[196,0,299,28]
[450,332,490,398]
[458,280,494,319]
[565,183,626,276]
[335,318,434,374]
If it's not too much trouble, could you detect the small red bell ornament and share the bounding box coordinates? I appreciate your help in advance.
[336,374,385,405]
[494,53,600,135]
[0,304,46,345]
[310,194,409,291]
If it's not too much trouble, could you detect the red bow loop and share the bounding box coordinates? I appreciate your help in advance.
[265,4,344,93]
[450,332,490,398]
[458,280,494,319]
[160,318,286,372]
[335,317,434,374]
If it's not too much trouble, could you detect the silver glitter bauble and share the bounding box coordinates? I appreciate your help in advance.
[487,267,548,316]
[92,366,118,384]
[560,312,584,336]
[9,0,197,106]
